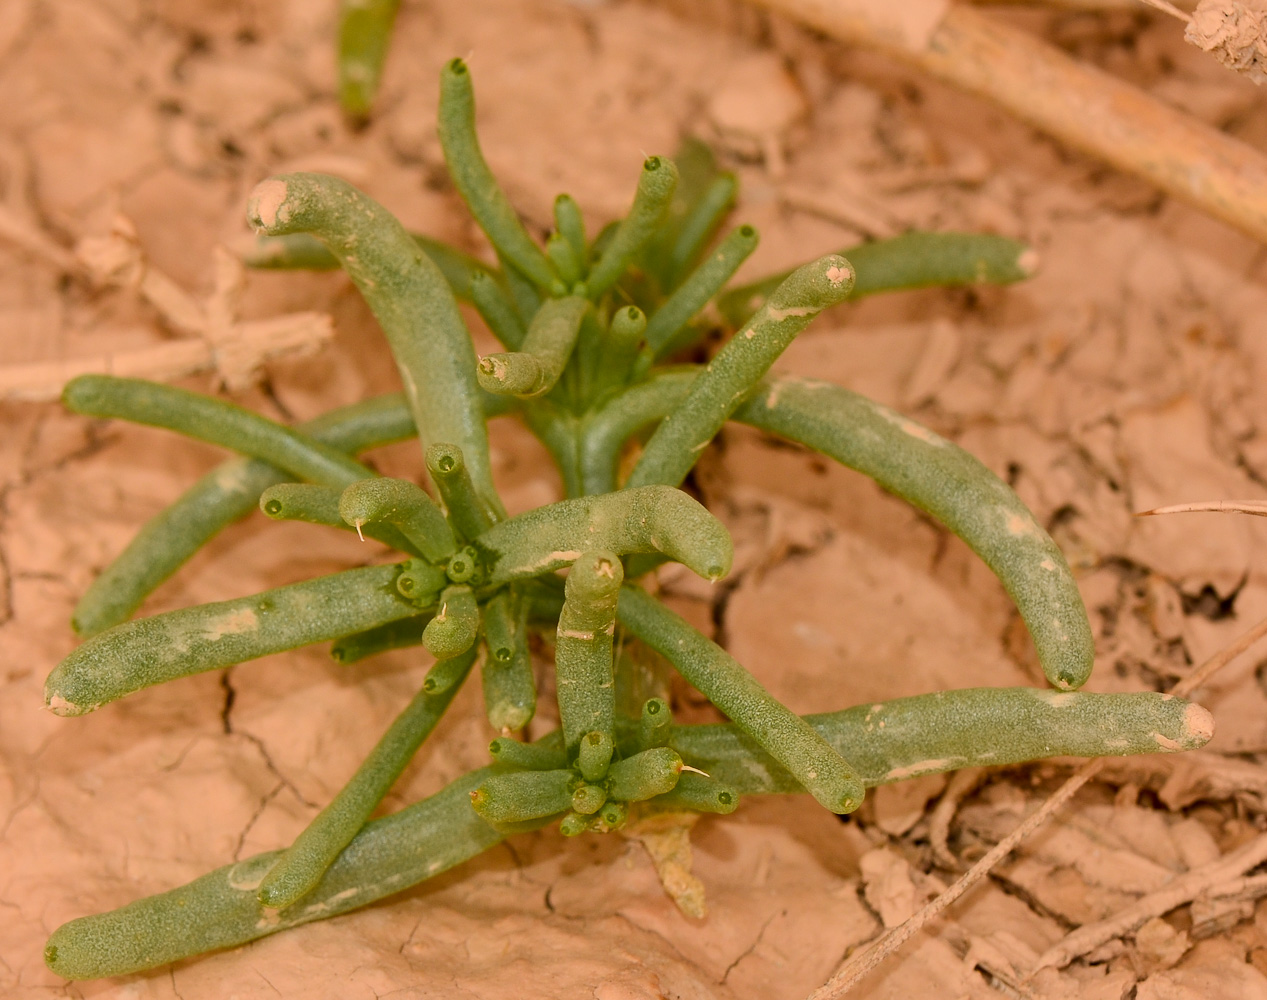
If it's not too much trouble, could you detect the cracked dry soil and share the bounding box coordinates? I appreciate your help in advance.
[7,0,1267,997]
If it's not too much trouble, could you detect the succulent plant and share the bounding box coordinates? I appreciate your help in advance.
[41,59,1213,980]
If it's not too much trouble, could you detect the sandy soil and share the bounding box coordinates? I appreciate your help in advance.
[5,0,1267,997]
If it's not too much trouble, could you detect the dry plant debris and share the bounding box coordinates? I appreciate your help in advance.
[749,0,1267,243]
[4,0,1267,997]
[0,214,333,400]
[1186,0,1267,83]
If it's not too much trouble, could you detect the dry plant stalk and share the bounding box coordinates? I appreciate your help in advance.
[748,0,1267,244]
[1138,499,1267,517]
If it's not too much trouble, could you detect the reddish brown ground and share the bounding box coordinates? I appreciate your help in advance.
[4,1,1267,997]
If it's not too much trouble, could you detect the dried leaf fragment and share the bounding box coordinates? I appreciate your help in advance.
[625,813,707,919]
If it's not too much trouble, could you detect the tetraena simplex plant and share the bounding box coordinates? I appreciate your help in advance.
[41,58,1214,980]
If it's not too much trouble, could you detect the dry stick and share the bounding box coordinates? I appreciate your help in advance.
[748,0,1267,246]
[1135,0,1190,21]
[1139,500,1267,517]
[805,760,1104,1000]
[1031,829,1267,971]
[1169,607,1267,698]
[807,613,1266,1000]
[1207,872,1267,905]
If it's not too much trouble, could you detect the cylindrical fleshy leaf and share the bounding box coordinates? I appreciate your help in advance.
[256,648,473,908]
[606,747,683,802]
[627,254,855,490]
[736,376,1094,690]
[481,588,535,732]
[339,478,457,565]
[586,156,679,299]
[468,769,575,825]
[70,393,420,637]
[672,688,1214,793]
[46,565,418,716]
[437,59,556,289]
[336,0,400,120]
[64,376,372,488]
[422,585,479,660]
[556,552,622,755]
[617,585,865,815]
[245,171,502,514]
[477,296,588,399]
[717,231,1037,329]
[474,485,732,586]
